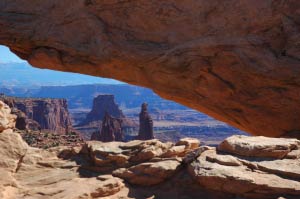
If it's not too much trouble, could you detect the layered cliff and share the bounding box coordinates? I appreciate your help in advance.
[0,1,299,137]
[0,95,72,134]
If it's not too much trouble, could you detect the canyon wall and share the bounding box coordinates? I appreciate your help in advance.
[0,95,72,134]
[0,1,300,137]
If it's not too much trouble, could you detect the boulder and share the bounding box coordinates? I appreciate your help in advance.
[113,159,181,186]
[176,137,200,150]
[0,130,28,171]
[0,101,16,133]
[84,139,174,169]
[218,135,300,158]
[189,135,300,199]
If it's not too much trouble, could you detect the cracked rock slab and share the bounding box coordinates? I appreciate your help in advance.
[113,159,181,186]
[218,135,300,158]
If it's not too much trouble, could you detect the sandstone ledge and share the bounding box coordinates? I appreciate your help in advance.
[1,133,299,199]
[1,101,300,199]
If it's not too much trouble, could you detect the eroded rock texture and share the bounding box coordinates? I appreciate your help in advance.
[0,95,72,134]
[0,1,300,137]
[0,101,300,199]
[0,101,16,132]
[91,112,124,142]
[138,103,154,140]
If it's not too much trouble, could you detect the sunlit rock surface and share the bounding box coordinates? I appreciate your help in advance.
[1,101,299,199]
[0,95,72,134]
[0,1,299,137]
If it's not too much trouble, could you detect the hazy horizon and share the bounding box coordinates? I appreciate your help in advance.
[0,45,124,87]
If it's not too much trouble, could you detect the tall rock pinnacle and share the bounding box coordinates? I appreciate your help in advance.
[138,103,154,140]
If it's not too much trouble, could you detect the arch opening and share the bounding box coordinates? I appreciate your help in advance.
[0,45,245,145]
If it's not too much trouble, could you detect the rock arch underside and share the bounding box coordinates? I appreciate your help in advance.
[0,0,300,137]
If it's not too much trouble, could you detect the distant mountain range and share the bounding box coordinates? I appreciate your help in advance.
[0,62,122,87]
[0,84,187,110]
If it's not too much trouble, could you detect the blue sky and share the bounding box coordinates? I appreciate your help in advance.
[0,45,123,86]
[0,45,24,63]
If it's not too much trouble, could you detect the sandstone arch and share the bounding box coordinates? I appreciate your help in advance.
[0,0,299,137]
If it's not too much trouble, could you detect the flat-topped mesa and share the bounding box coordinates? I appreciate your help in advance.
[138,103,154,140]
[91,112,124,142]
[0,95,72,134]
[82,95,124,125]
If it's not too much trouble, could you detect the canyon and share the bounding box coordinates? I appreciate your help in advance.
[1,84,245,144]
[0,95,72,134]
[0,0,300,138]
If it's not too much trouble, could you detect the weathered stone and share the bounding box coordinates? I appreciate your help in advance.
[1,1,300,137]
[189,135,300,198]
[0,101,16,133]
[189,149,300,198]
[176,137,200,150]
[161,145,186,158]
[286,149,300,159]
[0,130,28,171]
[218,135,300,158]
[256,159,300,180]
[85,139,174,168]
[113,160,181,186]
[0,96,72,134]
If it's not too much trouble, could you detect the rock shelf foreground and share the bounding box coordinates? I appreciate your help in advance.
[1,101,300,199]
[0,0,300,137]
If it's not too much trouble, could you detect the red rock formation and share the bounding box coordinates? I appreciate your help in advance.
[91,112,123,142]
[138,103,154,140]
[11,108,41,131]
[0,1,300,138]
[0,95,72,134]
[82,95,124,125]
[1,103,300,198]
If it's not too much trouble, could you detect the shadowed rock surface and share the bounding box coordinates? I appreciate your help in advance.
[78,94,135,139]
[0,100,300,199]
[0,0,300,137]
[0,95,72,134]
[138,103,154,140]
[91,112,124,142]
